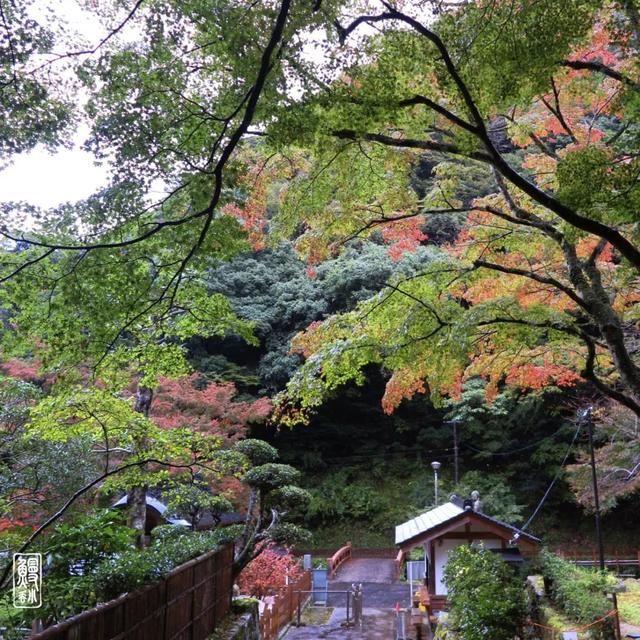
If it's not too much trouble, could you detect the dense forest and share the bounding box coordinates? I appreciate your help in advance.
[1,0,640,633]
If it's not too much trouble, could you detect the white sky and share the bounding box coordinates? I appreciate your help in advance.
[0,148,107,208]
[0,1,113,209]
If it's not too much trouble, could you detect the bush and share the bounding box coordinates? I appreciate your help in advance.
[232,597,259,613]
[303,473,387,526]
[37,510,136,578]
[93,528,235,600]
[454,471,525,524]
[151,523,191,542]
[539,549,616,639]
[443,544,525,640]
[1,525,238,631]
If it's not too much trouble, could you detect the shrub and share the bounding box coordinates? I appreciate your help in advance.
[539,549,615,639]
[37,510,136,578]
[303,474,386,526]
[443,544,525,640]
[232,597,259,614]
[93,528,235,600]
[1,526,239,631]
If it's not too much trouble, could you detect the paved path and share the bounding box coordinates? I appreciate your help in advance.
[282,606,432,640]
[282,557,432,639]
[332,558,397,584]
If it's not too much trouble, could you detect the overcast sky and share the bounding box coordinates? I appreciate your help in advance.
[0,148,107,208]
[0,0,113,209]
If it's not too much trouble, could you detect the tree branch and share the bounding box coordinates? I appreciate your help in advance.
[562,59,640,92]
[332,129,493,162]
[396,95,478,133]
[335,13,396,44]
[581,336,640,415]
[473,259,589,311]
[30,0,146,73]
[340,6,640,270]
[340,206,472,244]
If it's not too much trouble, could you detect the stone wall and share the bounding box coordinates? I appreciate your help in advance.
[220,601,260,640]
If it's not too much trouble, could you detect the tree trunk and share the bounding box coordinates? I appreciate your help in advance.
[134,385,153,416]
[563,242,640,410]
[129,383,153,547]
[233,487,260,578]
[127,485,147,540]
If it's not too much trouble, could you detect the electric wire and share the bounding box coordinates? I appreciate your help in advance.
[520,420,583,533]
[461,423,571,456]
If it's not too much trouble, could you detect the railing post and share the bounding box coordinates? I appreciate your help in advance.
[352,584,363,629]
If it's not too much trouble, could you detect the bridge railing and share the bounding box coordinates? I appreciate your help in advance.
[327,542,352,578]
[556,548,640,576]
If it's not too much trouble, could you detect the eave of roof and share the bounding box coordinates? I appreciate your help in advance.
[395,502,540,547]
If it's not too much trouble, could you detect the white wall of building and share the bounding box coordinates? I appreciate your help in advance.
[432,532,503,595]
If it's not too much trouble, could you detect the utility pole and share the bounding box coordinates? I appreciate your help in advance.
[583,407,605,570]
[582,406,622,640]
[445,418,461,485]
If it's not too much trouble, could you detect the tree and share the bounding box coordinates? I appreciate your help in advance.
[0,375,98,534]
[164,482,233,531]
[0,0,296,537]
[264,1,640,422]
[567,403,640,512]
[150,374,272,442]
[2,0,640,536]
[236,543,303,597]
[0,0,73,159]
[231,439,310,576]
[204,241,440,391]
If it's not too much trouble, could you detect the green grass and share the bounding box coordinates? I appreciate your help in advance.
[300,606,334,625]
[619,579,640,626]
[539,602,578,634]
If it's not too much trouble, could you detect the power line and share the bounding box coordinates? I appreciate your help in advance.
[520,420,582,533]
[306,446,456,466]
[461,424,571,457]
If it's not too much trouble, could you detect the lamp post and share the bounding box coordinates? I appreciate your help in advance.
[431,461,441,506]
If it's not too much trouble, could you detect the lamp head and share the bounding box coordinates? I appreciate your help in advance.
[431,461,441,471]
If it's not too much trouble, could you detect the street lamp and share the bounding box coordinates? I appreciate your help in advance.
[431,461,441,506]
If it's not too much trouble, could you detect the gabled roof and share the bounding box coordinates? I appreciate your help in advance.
[396,501,464,545]
[395,497,540,547]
